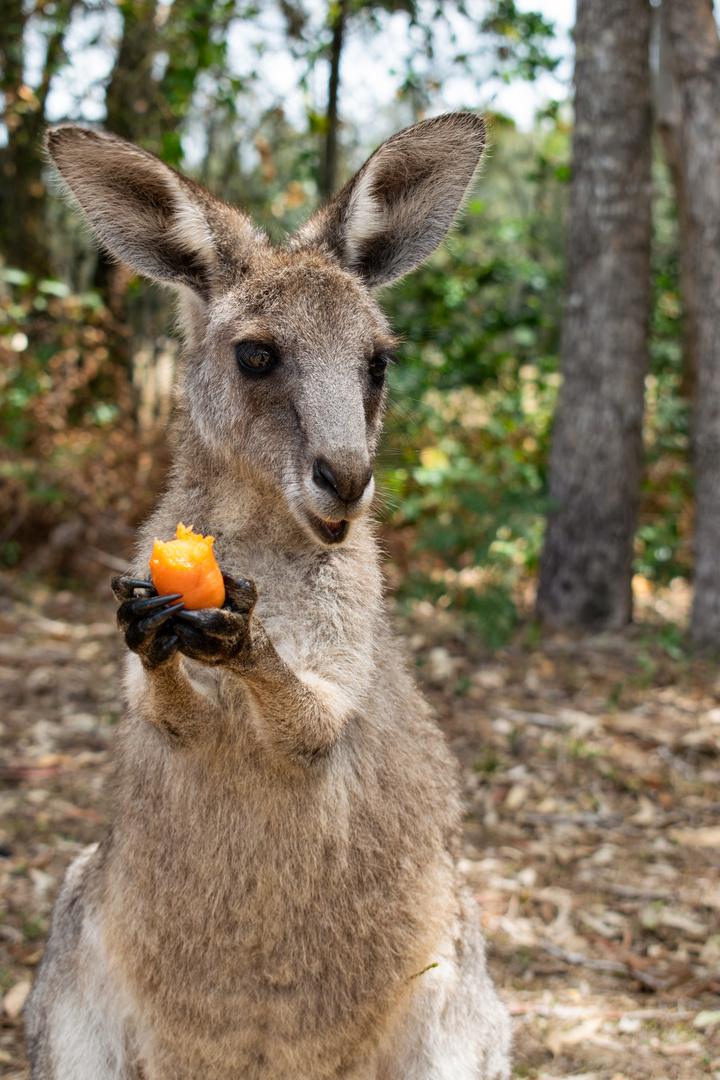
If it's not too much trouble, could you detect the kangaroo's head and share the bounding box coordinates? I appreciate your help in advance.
[47,115,485,547]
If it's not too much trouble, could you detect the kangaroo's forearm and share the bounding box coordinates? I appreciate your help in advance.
[130,657,221,748]
[231,626,353,761]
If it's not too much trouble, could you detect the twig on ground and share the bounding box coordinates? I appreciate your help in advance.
[502,709,569,730]
[524,812,623,827]
[540,942,670,991]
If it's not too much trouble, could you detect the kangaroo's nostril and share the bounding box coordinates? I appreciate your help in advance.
[313,458,339,497]
[313,458,373,503]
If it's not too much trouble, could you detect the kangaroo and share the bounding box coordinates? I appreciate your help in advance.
[26,115,511,1080]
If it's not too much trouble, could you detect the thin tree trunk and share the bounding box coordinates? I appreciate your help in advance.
[652,2,696,396]
[0,0,47,276]
[0,0,77,276]
[536,0,653,630]
[104,0,159,145]
[319,0,347,201]
[96,0,159,300]
[663,0,720,646]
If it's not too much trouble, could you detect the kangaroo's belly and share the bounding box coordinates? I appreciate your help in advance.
[100,713,457,1073]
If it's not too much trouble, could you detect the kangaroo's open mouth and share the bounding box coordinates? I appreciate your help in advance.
[311,516,348,544]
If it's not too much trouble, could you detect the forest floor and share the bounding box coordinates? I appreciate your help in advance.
[0,569,719,1079]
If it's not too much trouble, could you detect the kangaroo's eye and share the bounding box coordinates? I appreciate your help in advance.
[235,342,278,374]
[369,353,392,382]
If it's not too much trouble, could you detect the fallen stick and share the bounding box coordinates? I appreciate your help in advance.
[540,941,669,990]
[506,1002,696,1021]
[502,709,569,731]
[523,812,623,827]
[606,882,672,901]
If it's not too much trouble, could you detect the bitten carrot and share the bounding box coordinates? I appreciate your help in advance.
[149,523,225,610]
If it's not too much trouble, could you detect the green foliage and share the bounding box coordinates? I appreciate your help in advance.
[211,107,321,238]
[0,266,160,566]
[474,747,501,773]
[378,113,569,646]
[480,0,560,82]
[374,121,694,645]
[0,0,700,641]
[157,0,247,165]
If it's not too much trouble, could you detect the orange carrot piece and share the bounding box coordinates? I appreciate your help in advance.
[149,523,225,610]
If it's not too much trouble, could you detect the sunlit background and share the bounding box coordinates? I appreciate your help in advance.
[0,0,696,645]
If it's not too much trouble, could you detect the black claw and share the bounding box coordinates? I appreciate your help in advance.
[124,578,156,591]
[173,609,205,623]
[131,592,183,613]
[139,602,184,633]
[174,608,230,634]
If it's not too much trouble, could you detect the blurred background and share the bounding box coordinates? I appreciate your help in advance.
[4,6,720,1074]
[0,0,717,648]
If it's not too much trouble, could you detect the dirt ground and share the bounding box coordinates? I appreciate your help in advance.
[0,569,719,1079]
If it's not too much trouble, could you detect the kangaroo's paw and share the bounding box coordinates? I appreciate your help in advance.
[112,576,184,669]
[173,573,258,668]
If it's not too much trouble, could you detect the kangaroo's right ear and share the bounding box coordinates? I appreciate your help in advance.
[46,127,255,295]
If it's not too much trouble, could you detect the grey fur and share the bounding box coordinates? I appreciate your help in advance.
[27,115,510,1079]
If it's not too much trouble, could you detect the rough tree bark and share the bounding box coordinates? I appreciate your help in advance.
[662,0,720,647]
[652,2,696,392]
[318,0,348,201]
[536,0,653,630]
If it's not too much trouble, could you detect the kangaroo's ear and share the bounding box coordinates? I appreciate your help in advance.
[46,127,256,295]
[295,113,485,287]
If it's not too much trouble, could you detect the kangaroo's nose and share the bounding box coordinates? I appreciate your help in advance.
[313,458,373,503]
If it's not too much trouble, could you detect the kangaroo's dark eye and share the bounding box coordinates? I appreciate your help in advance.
[369,353,392,383]
[235,341,278,375]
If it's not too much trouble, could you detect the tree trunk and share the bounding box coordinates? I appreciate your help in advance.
[95,0,159,299]
[318,0,347,201]
[104,0,159,146]
[663,0,720,646]
[0,0,47,276]
[652,2,696,395]
[536,0,653,630]
[0,0,77,277]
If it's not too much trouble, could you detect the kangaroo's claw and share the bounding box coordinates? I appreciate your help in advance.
[125,600,184,655]
[141,601,184,632]
[124,578,157,592]
[173,608,205,623]
[111,575,157,602]
[117,592,183,632]
[174,608,225,629]
[114,575,185,667]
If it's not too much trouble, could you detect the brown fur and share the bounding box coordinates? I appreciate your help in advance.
[26,116,510,1079]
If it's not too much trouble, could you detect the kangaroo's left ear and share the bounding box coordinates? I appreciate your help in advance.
[295,113,485,287]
